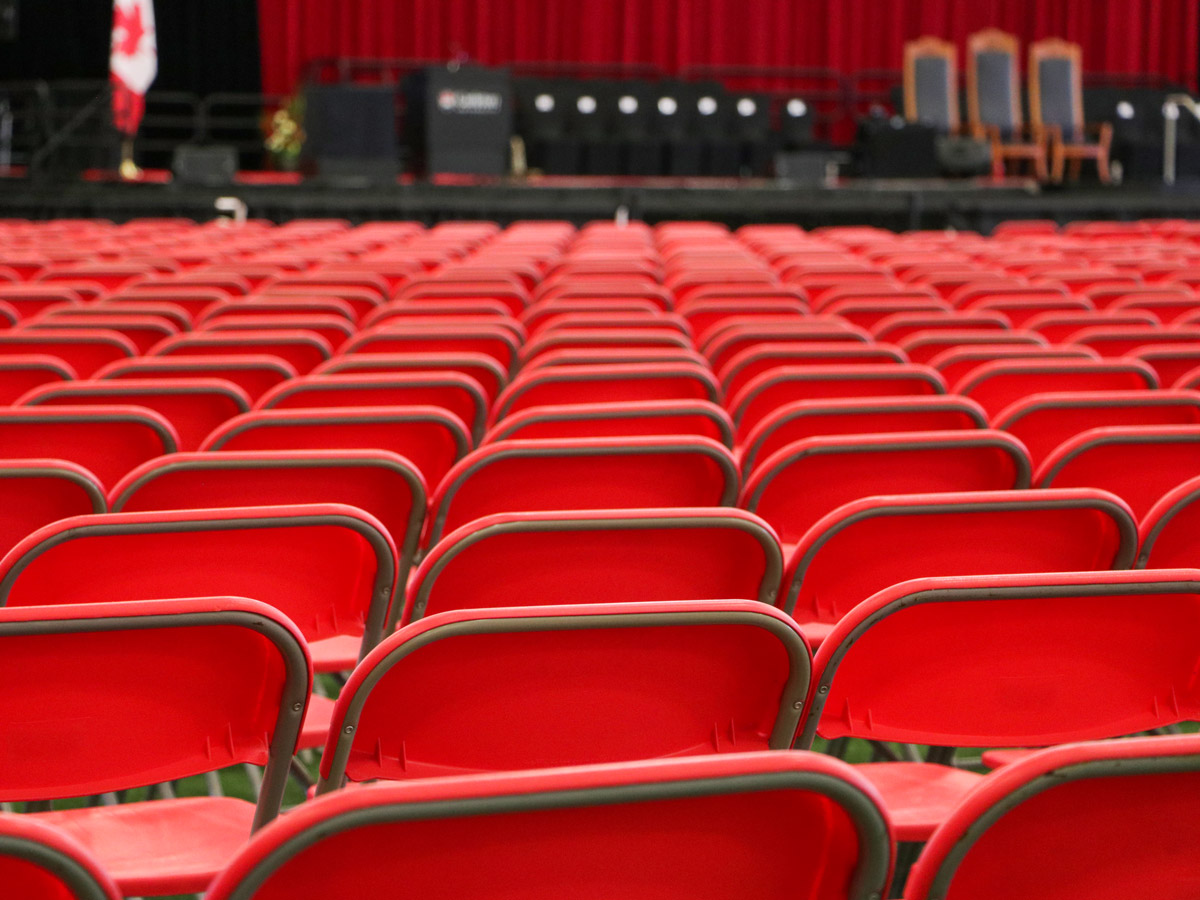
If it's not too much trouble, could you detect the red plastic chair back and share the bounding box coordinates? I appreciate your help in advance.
[485,399,733,447]
[317,600,808,789]
[782,489,1138,641]
[95,354,296,402]
[19,379,250,452]
[906,733,1200,900]
[743,431,1031,547]
[109,450,426,584]
[1037,425,1200,520]
[0,461,105,559]
[343,325,521,374]
[0,815,122,900]
[0,331,136,378]
[956,358,1158,417]
[719,342,907,398]
[798,570,1200,750]
[0,356,76,403]
[202,407,469,490]
[0,505,396,668]
[426,436,740,546]
[929,344,1098,386]
[899,330,1046,365]
[312,352,507,405]
[404,508,782,624]
[205,752,892,900]
[151,330,332,375]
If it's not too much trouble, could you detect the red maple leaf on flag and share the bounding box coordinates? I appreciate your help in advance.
[113,3,145,58]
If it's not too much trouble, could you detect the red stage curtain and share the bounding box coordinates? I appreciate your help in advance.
[256,0,1199,96]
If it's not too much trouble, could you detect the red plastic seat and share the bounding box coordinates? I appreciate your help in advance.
[0,406,176,490]
[899,330,1046,365]
[255,372,489,443]
[678,297,809,342]
[317,599,808,790]
[492,362,720,423]
[521,345,709,370]
[150,330,333,375]
[403,508,782,625]
[781,488,1138,646]
[991,390,1200,468]
[202,407,470,490]
[94,354,296,403]
[955,358,1159,417]
[906,733,1200,900]
[109,449,425,585]
[1067,324,1200,357]
[742,431,1031,549]
[729,364,947,443]
[425,436,740,546]
[37,263,149,291]
[957,293,1089,326]
[105,287,229,321]
[18,378,250,452]
[520,327,692,365]
[200,314,355,350]
[1036,425,1200,520]
[823,297,951,330]
[312,352,508,405]
[0,504,396,677]
[342,324,521,375]
[0,355,76,403]
[1107,289,1200,322]
[718,342,908,399]
[0,597,308,896]
[205,751,892,900]
[704,322,870,373]
[871,312,1010,345]
[24,314,180,354]
[796,569,1200,842]
[0,331,136,378]
[0,460,105,558]
[0,814,122,900]
[0,285,84,319]
[739,395,988,475]
[929,344,1099,387]
[484,399,733,446]
[198,296,358,324]
[1126,344,1200,385]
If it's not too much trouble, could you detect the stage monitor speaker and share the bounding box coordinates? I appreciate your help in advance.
[303,84,399,180]
[855,117,940,177]
[0,0,16,41]
[774,150,841,185]
[408,66,514,175]
[172,144,237,186]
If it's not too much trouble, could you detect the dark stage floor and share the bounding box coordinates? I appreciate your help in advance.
[3,173,1200,230]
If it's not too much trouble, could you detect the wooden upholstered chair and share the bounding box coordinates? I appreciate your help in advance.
[1029,38,1113,183]
[904,37,958,135]
[967,28,1048,181]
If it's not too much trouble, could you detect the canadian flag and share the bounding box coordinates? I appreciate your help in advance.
[110,0,157,136]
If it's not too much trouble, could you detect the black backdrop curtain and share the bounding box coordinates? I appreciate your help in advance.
[0,0,262,95]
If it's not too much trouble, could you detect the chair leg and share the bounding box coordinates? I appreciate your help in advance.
[1097,151,1112,185]
[1050,147,1064,183]
[1068,157,1082,181]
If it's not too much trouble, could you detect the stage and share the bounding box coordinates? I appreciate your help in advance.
[3,173,1200,231]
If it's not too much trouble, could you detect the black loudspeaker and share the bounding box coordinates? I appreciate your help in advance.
[171,144,237,186]
[303,84,399,181]
[408,66,514,175]
[0,0,16,41]
[854,116,940,177]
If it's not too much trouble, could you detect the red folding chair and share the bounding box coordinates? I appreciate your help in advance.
[0,814,121,900]
[201,407,470,491]
[95,354,297,403]
[0,355,76,403]
[718,342,907,399]
[403,508,781,625]
[104,287,230,322]
[1125,344,1200,385]
[1036,424,1200,520]
[206,752,893,900]
[729,364,948,443]
[312,352,508,405]
[929,343,1098,387]
[899,329,1046,365]
[18,378,250,452]
[0,503,395,682]
[317,599,807,788]
[199,314,356,351]
[0,597,308,896]
[955,358,1158,417]
[342,324,522,375]
[0,285,84,319]
[520,345,709,370]
[150,330,333,375]
[491,362,720,423]
[425,436,740,546]
[871,312,1010,345]
[678,297,809,343]
[0,406,176,490]
[1110,290,1200,323]
[23,314,180,354]
[742,431,1031,549]
[704,322,871,373]
[781,488,1137,646]
[255,372,489,443]
[484,399,733,447]
[109,449,425,587]
[198,296,358,324]
[1067,324,1200,357]
[0,460,105,559]
[0,331,136,378]
[796,569,1200,843]
[739,395,988,475]
[520,328,692,365]
[906,733,1200,900]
